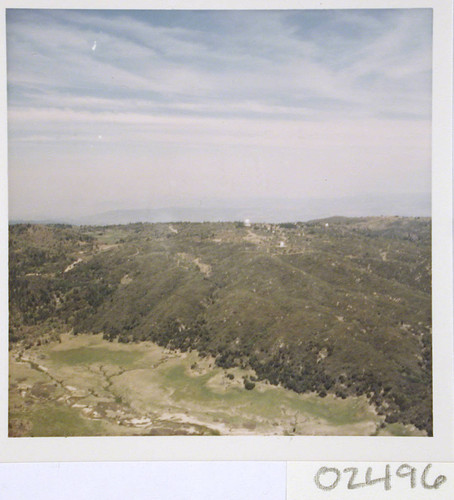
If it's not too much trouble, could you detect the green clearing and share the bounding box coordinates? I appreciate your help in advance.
[49,346,144,366]
[25,404,105,437]
[9,334,426,436]
[157,363,373,427]
[10,335,411,436]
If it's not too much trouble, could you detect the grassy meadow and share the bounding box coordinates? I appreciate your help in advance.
[9,333,424,437]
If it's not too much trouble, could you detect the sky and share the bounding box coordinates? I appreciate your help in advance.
[6,9,433,221]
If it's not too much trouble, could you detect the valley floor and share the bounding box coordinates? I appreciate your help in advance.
[9,333,425,437]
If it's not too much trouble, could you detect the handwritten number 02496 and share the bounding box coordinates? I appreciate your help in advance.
[314,464,447,491]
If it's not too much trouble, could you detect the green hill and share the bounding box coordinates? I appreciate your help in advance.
[8,217,432,434]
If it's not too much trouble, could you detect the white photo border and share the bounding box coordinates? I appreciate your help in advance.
[0,0,452,463]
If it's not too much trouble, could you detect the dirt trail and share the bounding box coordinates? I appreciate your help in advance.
[64,258,82,273]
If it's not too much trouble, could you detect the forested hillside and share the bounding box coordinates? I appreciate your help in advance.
[9,217,432,434]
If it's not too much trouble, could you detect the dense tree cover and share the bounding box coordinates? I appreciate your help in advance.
[9,217,432,434]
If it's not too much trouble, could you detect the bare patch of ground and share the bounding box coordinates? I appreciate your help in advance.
[64,258,82,273]
[120,274,133,285]
[177,252,212,277]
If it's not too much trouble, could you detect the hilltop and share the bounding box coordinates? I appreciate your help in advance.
[9,216,432,434]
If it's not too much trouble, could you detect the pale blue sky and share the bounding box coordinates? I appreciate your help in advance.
[7,9,432,220]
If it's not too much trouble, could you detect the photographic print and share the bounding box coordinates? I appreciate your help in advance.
[7,8,434,439]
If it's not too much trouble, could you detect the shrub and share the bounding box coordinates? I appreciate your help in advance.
[243,379,255,390]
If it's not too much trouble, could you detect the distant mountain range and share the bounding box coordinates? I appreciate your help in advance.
[10,193,430,226]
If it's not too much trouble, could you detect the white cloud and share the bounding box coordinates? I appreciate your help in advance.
[7,9,431,119]
[6,9,432,219]
[8,105,430,149]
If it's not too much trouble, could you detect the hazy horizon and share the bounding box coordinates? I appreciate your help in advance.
[7,9,432,221]
[9,192,431,226]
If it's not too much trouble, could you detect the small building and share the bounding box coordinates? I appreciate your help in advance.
[244,218,251,227]
[279,241,286,248]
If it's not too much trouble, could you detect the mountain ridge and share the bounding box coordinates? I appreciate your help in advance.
[8,216,432,434]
